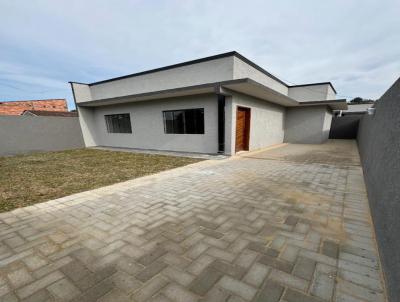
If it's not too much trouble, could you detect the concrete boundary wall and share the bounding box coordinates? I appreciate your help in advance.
[0,116,84,156]
[357,77,400,302]
[329,115,361,139]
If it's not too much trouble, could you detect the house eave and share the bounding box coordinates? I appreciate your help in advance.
[298,99,348,110]
[76,78,299,108]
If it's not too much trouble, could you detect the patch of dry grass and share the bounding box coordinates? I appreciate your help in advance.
[0,149,202,212]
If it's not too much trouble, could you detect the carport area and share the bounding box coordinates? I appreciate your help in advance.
[0,140,385,301]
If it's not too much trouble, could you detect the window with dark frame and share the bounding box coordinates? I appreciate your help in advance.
[163,108,204,134]
[105,114,132,133]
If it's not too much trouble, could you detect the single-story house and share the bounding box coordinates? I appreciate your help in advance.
[70,51,347,155]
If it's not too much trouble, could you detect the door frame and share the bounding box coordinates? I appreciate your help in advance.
[235,106,251,153]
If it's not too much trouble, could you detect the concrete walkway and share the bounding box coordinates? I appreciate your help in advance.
[0,140,386,302]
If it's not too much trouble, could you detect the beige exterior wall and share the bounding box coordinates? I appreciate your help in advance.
[88,94,219,154]
[89,57,234,101]
[322,108,333,141]
[327,85,336,100]
[228,92,285,155]
[284,106,331,143]
[232,56,288,95]
[288,84,335,101]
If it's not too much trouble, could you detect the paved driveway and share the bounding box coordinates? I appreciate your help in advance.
[0,140,385,302]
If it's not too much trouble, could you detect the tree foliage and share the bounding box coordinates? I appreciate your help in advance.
[349,97,375,104]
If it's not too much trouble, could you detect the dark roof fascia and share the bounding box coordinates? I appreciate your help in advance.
[289,82,337,94]
[68,81,88,85]
[87,51,288,87]
[298,98,346,105]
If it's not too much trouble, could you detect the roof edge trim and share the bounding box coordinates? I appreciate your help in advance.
[86,51,288,87]
[289,82,337,94]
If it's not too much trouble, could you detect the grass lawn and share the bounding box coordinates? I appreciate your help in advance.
[0,149,202,213]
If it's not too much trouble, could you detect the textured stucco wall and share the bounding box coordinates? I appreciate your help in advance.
[326,85,336,100]
[284,106,330,143]
[229,92,285,154]
[232,56,288,95]
[89,57,234,101]
[76,106,98,147]
[357,77,400,302]
[86,94,219,154]
[288,84,332,101]
[322,108,333,141]
[0,116,84,156]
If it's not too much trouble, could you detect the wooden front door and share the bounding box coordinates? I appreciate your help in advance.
[235,107,251,152]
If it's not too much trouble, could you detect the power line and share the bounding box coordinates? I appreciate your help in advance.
[0,81,67,94]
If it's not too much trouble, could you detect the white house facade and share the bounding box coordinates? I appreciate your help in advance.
[70,52,347,155]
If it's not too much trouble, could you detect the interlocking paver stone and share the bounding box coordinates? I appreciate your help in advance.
[0,141,386,302]
[47,278,81,300]
[284,288,324,302]
[136,261,168,282]
[218,275,257,301]
[322,240,339,259]
[7,267,34,288]
[253,280,284,302]
[189,267,223,295]
[293,256,316,281]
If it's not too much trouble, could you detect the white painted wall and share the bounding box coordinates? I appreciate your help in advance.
[77,106,98,147]
[88,94,219,154]
[89,57,234,101]
[72,83,92,103]
[71,83,97,146]
[284,106,331,143]
[233,57,288,95]
[327,85,336,100]
[228,92,285,154]
[322,108,333,141]
[288,84,332,101]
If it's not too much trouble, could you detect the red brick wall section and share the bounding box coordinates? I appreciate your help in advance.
[0,99,68,116]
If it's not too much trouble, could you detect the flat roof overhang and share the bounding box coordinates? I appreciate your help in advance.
[298,99,348,110]
[77,78,299,107]
[76,78,346,110]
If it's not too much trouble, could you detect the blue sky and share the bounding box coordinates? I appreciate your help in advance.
[1,0,399,110]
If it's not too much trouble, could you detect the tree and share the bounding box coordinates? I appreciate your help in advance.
[349,97,374,104]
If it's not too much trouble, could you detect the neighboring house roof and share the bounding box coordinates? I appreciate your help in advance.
[0,99,68,116]
[21,110,78,117]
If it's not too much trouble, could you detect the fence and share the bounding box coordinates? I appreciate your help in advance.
[0,116,84,156]
[357,77,400,302]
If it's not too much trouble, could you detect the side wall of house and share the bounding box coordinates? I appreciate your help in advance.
[228,92,285,154]
[322,108,333,141]
[288,84,331,101]
[284,106,331,144]
[87,94,219,154]
[233,57,288,95]
[71,83,97,147]
[88,57,234,101]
